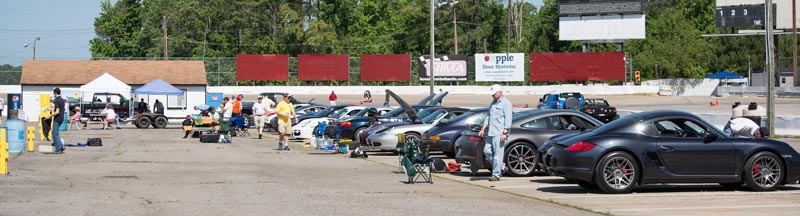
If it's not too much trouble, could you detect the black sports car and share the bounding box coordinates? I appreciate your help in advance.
[579,98,618,123]
[545,110,800,194]
[422,108,489,158]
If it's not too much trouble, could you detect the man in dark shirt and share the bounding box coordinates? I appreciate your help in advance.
[154,99,164,114]
[52,88,65,154]
[137,98,147,114]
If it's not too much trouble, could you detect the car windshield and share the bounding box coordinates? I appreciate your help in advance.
[329,108,349,118]
[441,110,483,124]
[308,106,338,117]
[383,107,405,117]
[421,110,447,124]
[586,99,608,106]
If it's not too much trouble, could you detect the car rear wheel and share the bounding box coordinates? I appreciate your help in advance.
[744,151,784,191]
[504,142,537,177]
[404,133,421,144]
[594,151,639,194]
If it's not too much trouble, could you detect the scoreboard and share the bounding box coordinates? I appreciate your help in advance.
[715,4,776,28]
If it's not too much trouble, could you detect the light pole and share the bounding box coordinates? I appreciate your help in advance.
[23,37,41,60]
[430,0,435,95]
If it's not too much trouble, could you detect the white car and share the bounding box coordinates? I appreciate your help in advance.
[291,106,366,139]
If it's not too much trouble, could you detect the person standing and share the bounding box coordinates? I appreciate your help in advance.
[221,97,233,118]
[51,88,66,154]
[478,84,512,181]
[275,93,297,150]
[329,91,337,106]
[232,95,242,117]
[137,98,147,114]
[252,96,274,139]
[724,117,770,138]
[0,96,5,121]
[154,99,164,114]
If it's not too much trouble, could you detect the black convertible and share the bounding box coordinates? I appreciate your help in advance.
[545,110,800,194]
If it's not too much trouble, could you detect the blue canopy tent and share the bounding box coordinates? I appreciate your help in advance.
[705,71,744,79]
[133,79,183,95]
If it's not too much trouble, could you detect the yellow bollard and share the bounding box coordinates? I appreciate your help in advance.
[1,128,8,175]
[26,126,35,152]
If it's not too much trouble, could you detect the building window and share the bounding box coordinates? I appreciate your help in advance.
[168,89,187,109]
[782,77,786,84]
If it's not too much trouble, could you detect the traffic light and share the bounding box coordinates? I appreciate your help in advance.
[634,70,641,85]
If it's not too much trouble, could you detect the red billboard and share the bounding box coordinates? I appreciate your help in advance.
[529,52,625,82]
[236,54,289,81]
[360,54,411,81]
[297,54,350,81]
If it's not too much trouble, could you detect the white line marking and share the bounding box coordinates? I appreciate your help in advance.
[613,204,800,212]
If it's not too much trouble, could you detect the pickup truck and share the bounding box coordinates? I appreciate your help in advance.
[536,92,584,110]
[70,92,131,119]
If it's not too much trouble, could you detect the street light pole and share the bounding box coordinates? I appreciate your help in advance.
[766,0,776,137]
[430,0,435,95]
[23,37,41,60]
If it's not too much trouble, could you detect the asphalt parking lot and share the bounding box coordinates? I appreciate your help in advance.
[3,94,799,215]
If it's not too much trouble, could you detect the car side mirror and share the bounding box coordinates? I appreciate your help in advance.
[704,133,719,143]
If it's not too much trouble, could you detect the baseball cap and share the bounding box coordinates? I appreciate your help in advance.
[489,84,502,95]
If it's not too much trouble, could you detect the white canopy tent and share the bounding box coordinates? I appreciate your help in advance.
[79,72,131,101]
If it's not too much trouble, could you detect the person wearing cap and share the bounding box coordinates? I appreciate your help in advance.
[252,96,275,139]
[182,115,194,138]
[232,95,243,117]
[479,84,513,181]
[68,107,82,130]
[724,118,770,138]
[275,93,297,150]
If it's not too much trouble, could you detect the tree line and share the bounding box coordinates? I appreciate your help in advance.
[90,0,797,82]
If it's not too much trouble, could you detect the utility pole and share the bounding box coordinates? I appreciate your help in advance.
[162,15,167,60]
[793,0,798,87]
[506,0,511,53]
[453,2,458,55]
[203,17,209,62]
[429,0,435,95]
[766,0,776,137]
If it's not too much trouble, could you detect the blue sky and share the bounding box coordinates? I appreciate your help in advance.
[0,0,544,66]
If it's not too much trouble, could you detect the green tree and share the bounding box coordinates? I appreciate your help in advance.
[90,0,147,57]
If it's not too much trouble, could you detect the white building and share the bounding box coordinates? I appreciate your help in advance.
[20,60,207,121]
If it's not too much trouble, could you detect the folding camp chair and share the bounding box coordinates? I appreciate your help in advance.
[398,134,433,184]
[218,117,232,141]
[233,116,251,137]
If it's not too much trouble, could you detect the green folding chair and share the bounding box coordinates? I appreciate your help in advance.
[398,134,433,184]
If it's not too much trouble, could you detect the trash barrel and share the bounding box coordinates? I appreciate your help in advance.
[6,119,26,153]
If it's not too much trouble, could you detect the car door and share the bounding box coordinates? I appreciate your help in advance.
[655,118,736,176]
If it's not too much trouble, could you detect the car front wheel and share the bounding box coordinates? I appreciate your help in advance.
[594,151,639,194]
[744,151,784,191]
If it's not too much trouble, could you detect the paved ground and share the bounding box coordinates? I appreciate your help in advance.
[0,125,595,216]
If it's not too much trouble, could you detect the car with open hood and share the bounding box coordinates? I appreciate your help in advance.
[337,92,449,142]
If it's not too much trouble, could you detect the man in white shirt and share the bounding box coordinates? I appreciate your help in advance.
[221,97,233,118]
[252,96,275,139]
[724,117,769,138]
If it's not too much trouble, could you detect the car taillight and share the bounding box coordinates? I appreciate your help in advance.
[565,141,596,152]
[555,101,560,107]
[468,135,482,142]
[585,109,594,113]
[611,108,617,112]
[340,121,352,127]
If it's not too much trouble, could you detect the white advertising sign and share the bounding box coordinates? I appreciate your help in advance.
[474,53,525,82]
[559,14,646,41]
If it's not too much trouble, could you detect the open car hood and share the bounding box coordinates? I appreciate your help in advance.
[384,89,422,124]
[428,91,449,106]
[416,93,436,106]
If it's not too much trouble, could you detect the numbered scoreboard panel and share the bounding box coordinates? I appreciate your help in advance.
[715,4,776,28]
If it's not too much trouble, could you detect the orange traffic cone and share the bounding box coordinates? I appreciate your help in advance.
[715,99,720,106]
[359,100,364,105]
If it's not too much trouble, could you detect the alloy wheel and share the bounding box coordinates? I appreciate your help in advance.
[603,157,635,190]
